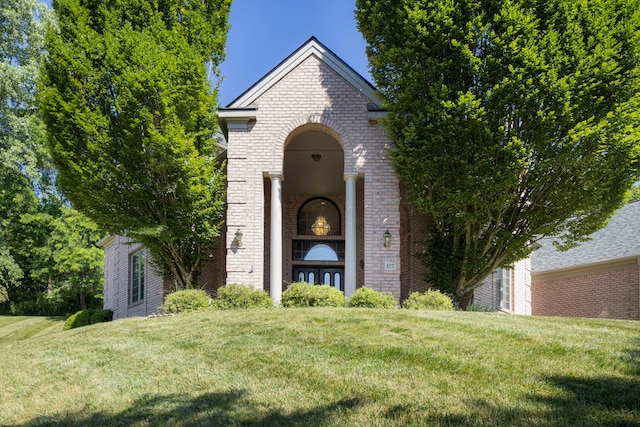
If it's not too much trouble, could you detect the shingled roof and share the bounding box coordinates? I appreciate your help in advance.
[531,200,640,273]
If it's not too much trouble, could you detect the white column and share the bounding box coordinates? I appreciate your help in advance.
[344,172,357,297]
[269,173,283,304]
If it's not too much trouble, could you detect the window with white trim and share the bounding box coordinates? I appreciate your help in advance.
[130,250,145,304]
[495,267,511,311]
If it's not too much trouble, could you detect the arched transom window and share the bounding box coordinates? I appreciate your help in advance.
[297,198,341,236]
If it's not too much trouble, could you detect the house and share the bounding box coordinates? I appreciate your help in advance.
[472,261,533,315]
[531,200,640,320]
[99,38,532,319]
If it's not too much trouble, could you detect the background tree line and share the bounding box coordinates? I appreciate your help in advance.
[1,0,103,314]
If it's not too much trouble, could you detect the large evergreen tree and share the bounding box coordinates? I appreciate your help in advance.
[357,0,640,301]
[39,0,231,290]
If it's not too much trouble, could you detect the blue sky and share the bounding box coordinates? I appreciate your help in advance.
[219,0,370,105]
[40,0,371,106]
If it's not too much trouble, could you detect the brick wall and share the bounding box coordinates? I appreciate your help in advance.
[198,233,227,296]
[102,235,168,319]
[532,260,640,320]
[399,186,432,302]
[512,257,533,315]
[102,234,225,318]
[473,258,532,314]
[225,54,401,298]
[473,274,496,310]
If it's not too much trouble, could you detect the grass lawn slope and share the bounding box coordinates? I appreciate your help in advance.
[0,310,638,426]
[0,316,65,343]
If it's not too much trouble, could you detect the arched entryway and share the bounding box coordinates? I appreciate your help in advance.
[283,129,346,291]
[292,197,345,290]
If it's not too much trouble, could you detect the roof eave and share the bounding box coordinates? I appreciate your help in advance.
[227,37,380,108]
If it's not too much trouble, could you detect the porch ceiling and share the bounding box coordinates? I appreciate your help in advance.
[283,131,344,196]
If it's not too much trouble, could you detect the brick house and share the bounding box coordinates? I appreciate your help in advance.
[531,201,640,320]
[99,38,532,319]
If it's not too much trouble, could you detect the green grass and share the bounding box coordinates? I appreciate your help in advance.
[0,316,65,343]
[0,310,638,426]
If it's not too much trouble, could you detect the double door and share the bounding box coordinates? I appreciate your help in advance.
[292,267,344,292]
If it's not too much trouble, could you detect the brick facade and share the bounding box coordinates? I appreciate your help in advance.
[224,51,401,298]
[399,188,431,301]
[100,38,534,317]
[530,202,640,320]
[473,258,532,314]
[101,235,169,319]
[101,234,225,319]
[532,259,640,320]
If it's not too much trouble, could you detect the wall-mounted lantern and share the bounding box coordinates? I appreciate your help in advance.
[235,228,243,247]
[383,230,391,248]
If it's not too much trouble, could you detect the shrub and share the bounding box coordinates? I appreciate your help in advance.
[346,287,397,308]
[211,284,272,309]
[63,309,113,330]
[282,282,345,308]
[90,308,114,323]
[402,289,453,311]
[160,289,210,314]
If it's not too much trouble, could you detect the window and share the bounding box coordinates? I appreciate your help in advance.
[297,198,341,236]
[323,272,331,285]
[495,268,511,311]
[130,250,145,304]
[292,241,344,261]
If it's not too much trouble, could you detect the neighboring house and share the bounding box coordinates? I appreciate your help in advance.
[100,37,533,319]
[531,201,640,320]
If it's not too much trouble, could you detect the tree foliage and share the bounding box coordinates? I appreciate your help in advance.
[626,183,640,203]
[1,0,103,314]
[0,0,46,302]
[24,207,104,310]
[357,0,640,300]
[1,0,55,303]
[39,0,232,290]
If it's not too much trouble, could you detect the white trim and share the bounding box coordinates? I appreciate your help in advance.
[129,248,145,305]
[96,235,115,248]
[218,109,257,131]
[217,109,257,120]
[269,173,284,304]
[228,38,380,108]
[344,172,358,297]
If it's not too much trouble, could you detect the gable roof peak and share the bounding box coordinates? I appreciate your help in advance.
[226,37,379,108]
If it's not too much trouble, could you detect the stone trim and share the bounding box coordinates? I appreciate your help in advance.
[281,115,350,151]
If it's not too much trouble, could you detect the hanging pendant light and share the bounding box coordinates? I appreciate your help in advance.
[311,216,331,236]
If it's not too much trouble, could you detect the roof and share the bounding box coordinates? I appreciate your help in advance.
[531,200,640,272]
[224,36,380,109]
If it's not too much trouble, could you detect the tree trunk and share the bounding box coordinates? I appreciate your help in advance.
[79,290,86,310]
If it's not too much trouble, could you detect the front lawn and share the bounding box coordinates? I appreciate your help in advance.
[0,310,638,426]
